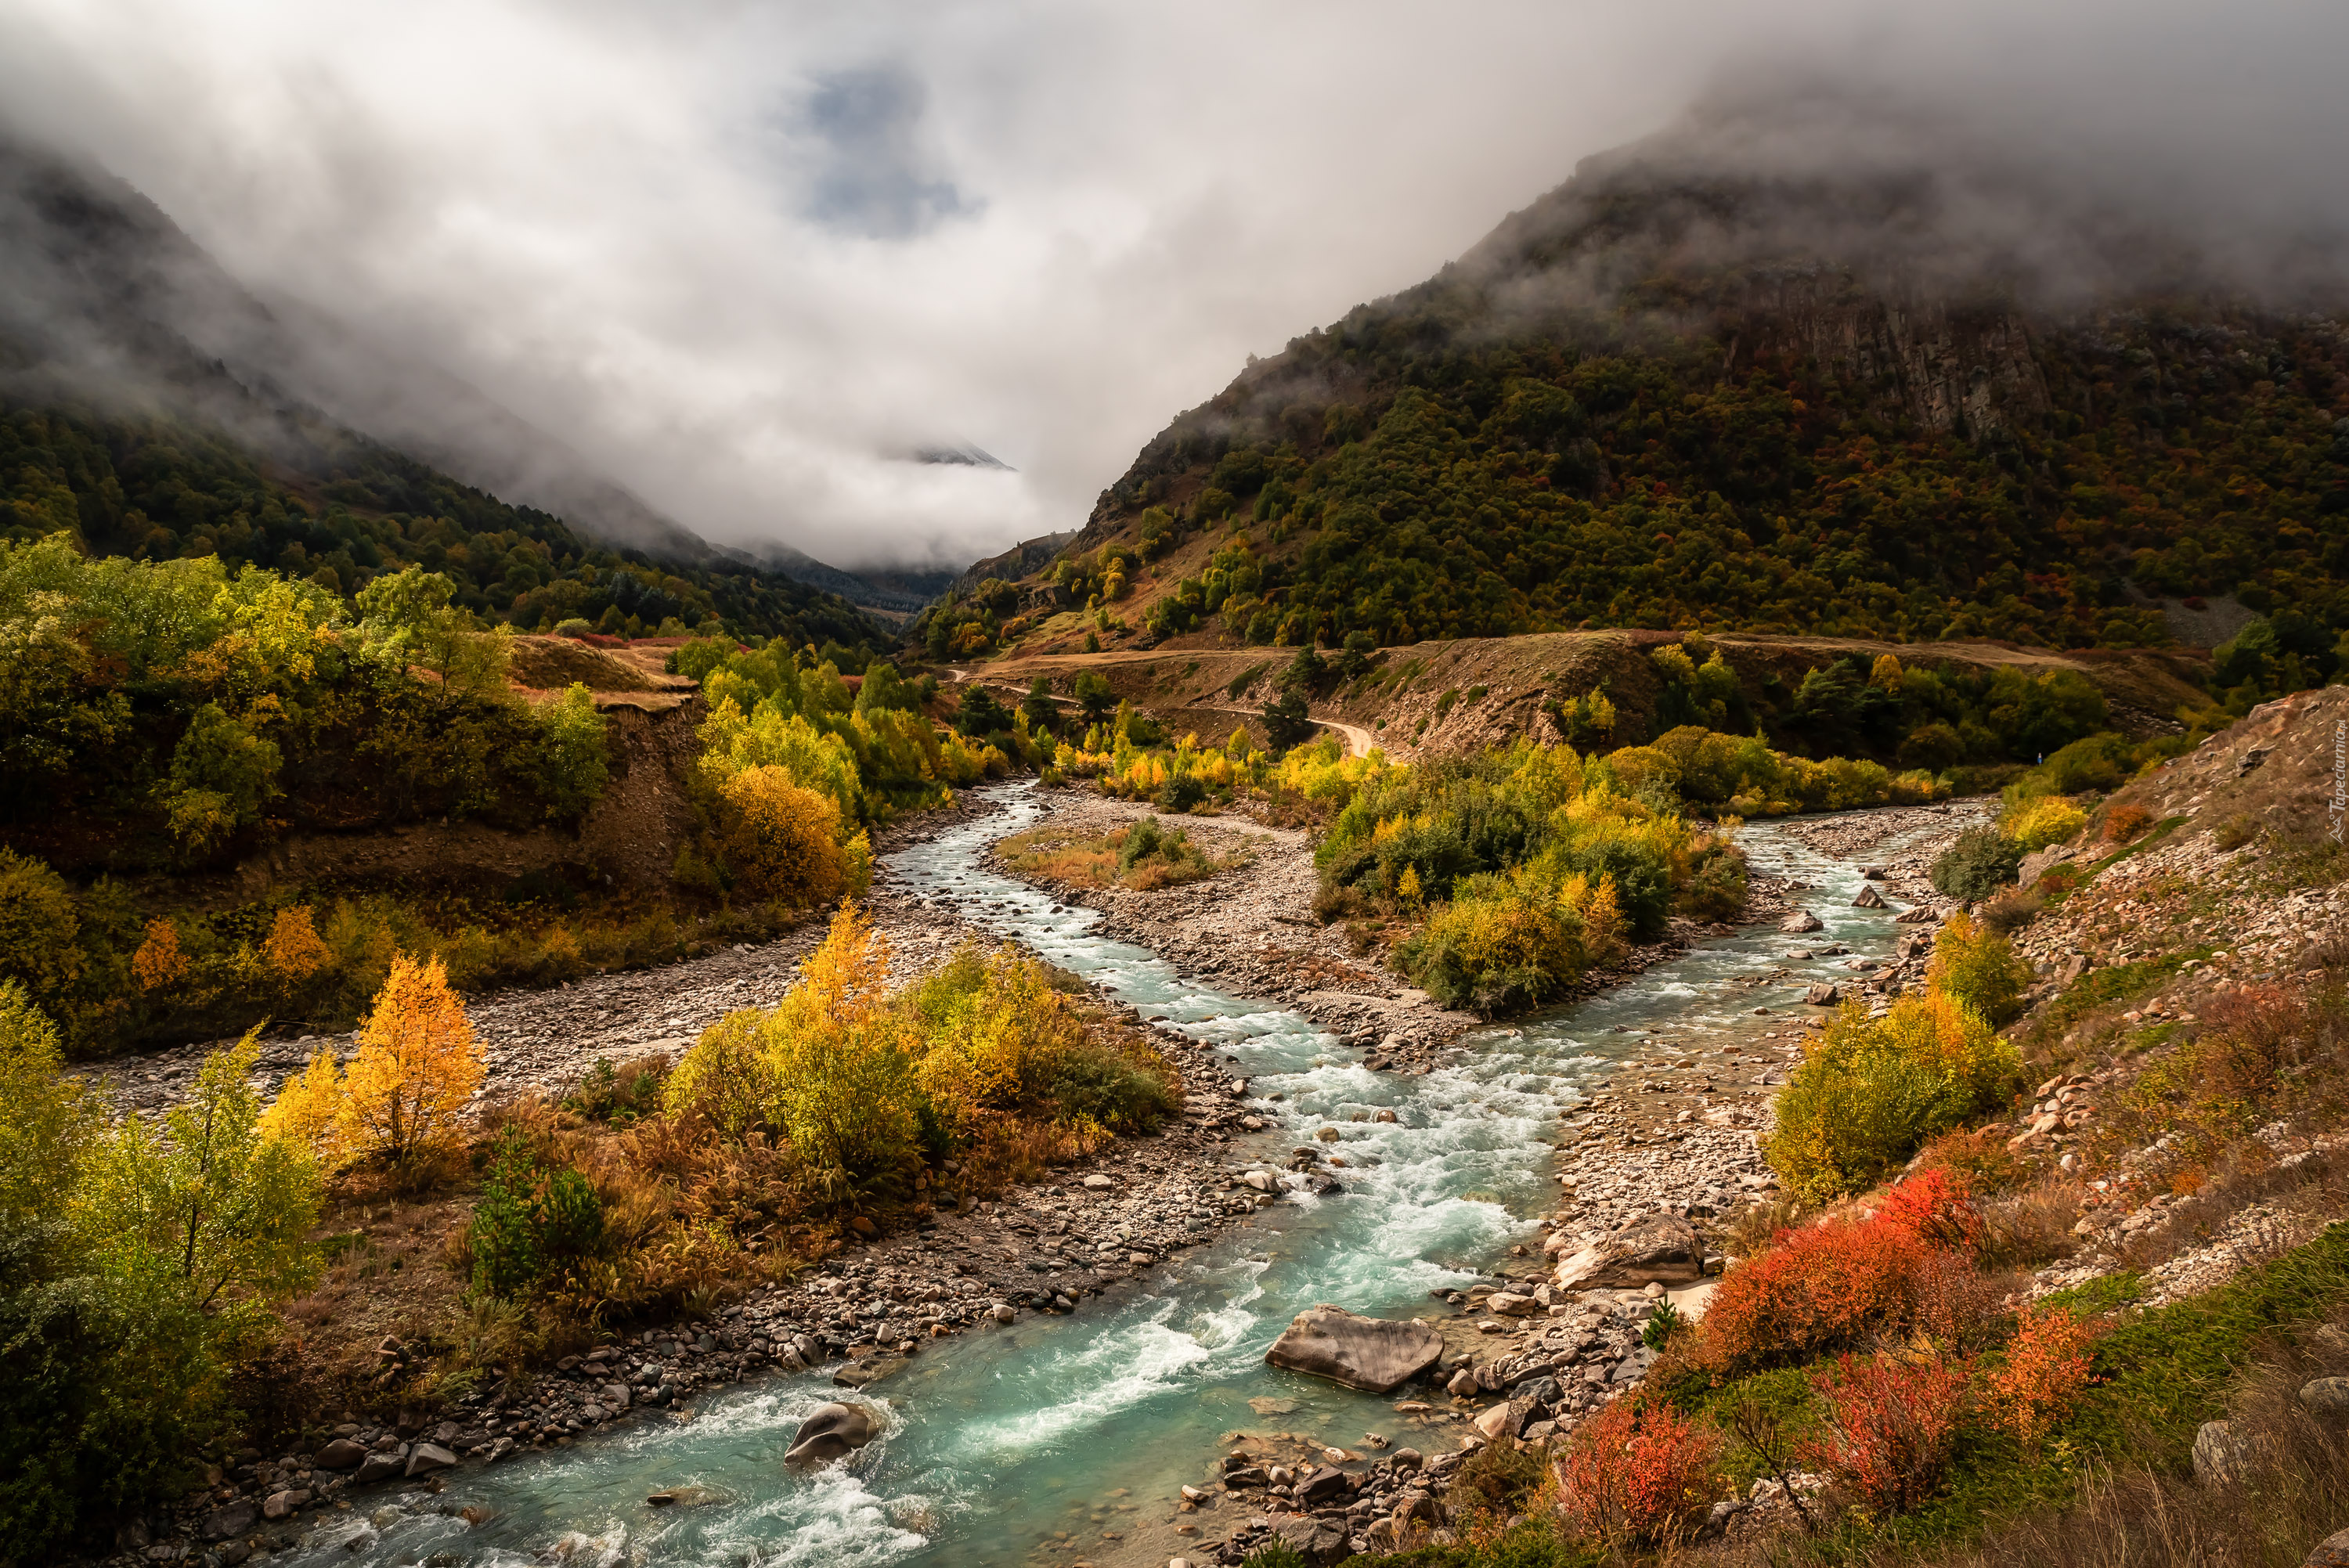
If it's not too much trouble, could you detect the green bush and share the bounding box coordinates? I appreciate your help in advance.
[467,1129,607,1300]
[1931,826,2024,900]
[1153,771,1208,813]
[524,684,612,824]
[1117,816,1174,877]
[1045,1041,1179,1130]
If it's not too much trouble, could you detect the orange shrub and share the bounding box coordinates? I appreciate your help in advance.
[339,952,483,1167]
[262,904,331,986]
[1875,1167,1983,1249]
[1557,1397,1725,1547]
[131,918,189,991]
[1709,1173,2003,1371]
[1703,1213,1930,1373]
[2102,802,2153,843]
[1986,1305,2099,1446]
[1804,1354,1968,1515]
[718,764,847,905]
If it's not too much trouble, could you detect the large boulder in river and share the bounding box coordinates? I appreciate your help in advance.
[1849,885,1886,909]
[1553,1215,1705,1291]
[1264,1306,1445,1393]
[1780,910,1824,934]
[785,1402,880,1466]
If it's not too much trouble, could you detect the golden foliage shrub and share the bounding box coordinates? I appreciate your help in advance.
[262,905,331,986]
[666,904,918,1202]
[1766,991,2019,1200]
[910,946,1092,1136]
[259,1045,345,1167]
[2004,795,2087,851]
[718,764,848,905]
[337,953,483,1168]
[666,905,1175,1209]
[132,918,190,992]
[1927,910,2035,1025]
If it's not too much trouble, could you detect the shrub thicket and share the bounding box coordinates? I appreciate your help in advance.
[1766,993,2019,1200]
[1927,913,2035,1026]
[1931,826,2026,901]
[666,906,1176,1206]
[1,982,320,1555]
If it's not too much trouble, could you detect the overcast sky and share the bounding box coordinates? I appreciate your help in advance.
[1,1,2343,571]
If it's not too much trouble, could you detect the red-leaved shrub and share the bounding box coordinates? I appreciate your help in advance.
[1876,1166,1983,1249]
[1986,1304,2100,1446]
[2103,803,2153,843]
[1557,1397,1726,1547]
[1703,1213,1929,1372]
[1706,1172,2001,1372]
[1907,1248,2005,1352]
[1804,1354,1969,1515]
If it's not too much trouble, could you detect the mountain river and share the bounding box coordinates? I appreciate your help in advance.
[280,783,1921,1568]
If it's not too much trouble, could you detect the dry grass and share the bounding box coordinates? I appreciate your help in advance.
[995,819,1246,891]
[1977,889,2047,936]
[1976,1179,2087,1273]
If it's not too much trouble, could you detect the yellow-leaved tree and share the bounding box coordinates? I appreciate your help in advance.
[666,903,918,1202]
[262,905,332,988]
[337,953,482,1168]
[718,764,848,905]
[79,1029,322,1311]
[259,1045,345,1167]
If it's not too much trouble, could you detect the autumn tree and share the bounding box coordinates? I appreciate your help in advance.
[80,1030,321,1311]
[262,905,330,988]
[719,764,848,906]
[258,1046,345,1167]
[0,979,93,1218]
[339,953,483,1168]
[131,919,190,992]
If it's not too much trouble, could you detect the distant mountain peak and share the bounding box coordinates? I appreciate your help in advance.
[912,442,1012,470]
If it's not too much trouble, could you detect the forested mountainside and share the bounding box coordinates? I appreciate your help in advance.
[929,110,2349,671]
[0,135,882,650]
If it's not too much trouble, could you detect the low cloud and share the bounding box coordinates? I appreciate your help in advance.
[0,0,2340,571]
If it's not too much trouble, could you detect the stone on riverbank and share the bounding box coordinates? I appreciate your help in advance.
[405,1442,458,1477]
[1552,1214,1705,1290]
[1265,1305,1445,1393]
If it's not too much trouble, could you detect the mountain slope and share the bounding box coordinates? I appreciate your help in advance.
[0,132,889,643]
[994,99,2349,669]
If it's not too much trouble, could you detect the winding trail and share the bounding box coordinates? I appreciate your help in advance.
[945,664,1376,759]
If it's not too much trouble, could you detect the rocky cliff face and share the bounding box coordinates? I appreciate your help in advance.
[1730,272,2053,436]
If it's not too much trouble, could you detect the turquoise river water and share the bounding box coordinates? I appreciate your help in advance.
[282,784,1919,1568]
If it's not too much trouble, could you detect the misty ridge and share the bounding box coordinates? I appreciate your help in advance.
[0,126,953,612]
[1153,78,2349,469]
[4,62,2347,618]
